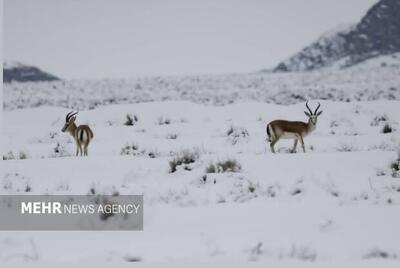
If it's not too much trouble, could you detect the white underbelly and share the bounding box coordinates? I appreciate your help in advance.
[280,132,299,139]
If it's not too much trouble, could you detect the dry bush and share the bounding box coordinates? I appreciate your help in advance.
[169,149,200,173]
[371,114,388,126]
[121,143,139,155]
[391,151,400,178]
[382,123,393,133]
[166,133,179,139]
[227,126,249,145]
[157,116,171,125]
[124,114,138,126]
[364,248,396,259]
[206,159,242,173]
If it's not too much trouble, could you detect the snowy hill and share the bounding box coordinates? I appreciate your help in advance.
[3,61,60,83]
[274,0,400,72]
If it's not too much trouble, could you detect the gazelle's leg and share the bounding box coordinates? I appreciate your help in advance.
[76,141,80,156]
[79,143,83,156]
[84,144,88,156]
[270,138,278,153]
[291,139,298,153]
[299,136,306,153]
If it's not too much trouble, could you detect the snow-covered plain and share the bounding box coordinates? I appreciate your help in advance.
[4,53,400,110]
[1,59,400,265]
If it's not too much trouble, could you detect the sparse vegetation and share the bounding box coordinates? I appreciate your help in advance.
[291,188,302,196]
[124,114,138,126]
[336,143,356,152]
[147,149,160,158]
[169,149,200,173]
[364,248,396,259]
[227,126,249,145]
[157,116,171,125]
[121,143,139,155]
[124,256,142,262]
[121,143,159,158]
[248,242,263,261]
[371,114,388,126]
[206,159,241,173]
[25,183,32,192]
[283,244,317,262]
[382,123,393,133]
[3,151,15,160]
[3,151,30,160]
[390,152,400,178]
[166,133,179,139]
[2,173,32,193]
[51,142,72,158]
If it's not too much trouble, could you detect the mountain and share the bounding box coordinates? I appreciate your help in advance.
[273,0,400,72]
[3,62,60,83]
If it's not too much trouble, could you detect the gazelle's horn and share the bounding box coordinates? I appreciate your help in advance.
[305,101,313,114]
[66,111,73,121]
[66,111,78,122]
[314,102,321,114]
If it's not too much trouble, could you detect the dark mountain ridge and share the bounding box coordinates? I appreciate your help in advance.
[3,62,60,83]
[274,0,400,72]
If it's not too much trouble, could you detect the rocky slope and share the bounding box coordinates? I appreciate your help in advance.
[3,62,60,83]
[274,0,400,72]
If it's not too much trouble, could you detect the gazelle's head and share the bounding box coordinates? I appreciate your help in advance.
[62,111,78,132]
[304,102,322,125]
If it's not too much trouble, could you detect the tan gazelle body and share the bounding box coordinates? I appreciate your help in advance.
[266,102,322,153]
[61,111,94,156]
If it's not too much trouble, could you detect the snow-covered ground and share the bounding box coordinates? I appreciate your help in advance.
[3,53,400,110]
[1,94,400,264]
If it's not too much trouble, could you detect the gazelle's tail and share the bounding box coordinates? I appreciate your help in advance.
[266,124,272,142]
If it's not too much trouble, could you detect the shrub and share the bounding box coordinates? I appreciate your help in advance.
[25,183,32,192]
[227,126,249,145]
[382,123,393,134]
[206,159,242,173]
[371,115,388,126]
[287,245,317,261]
[121,143,159,158]
[121,143,139,155]
[169,149,199,173]
[124,114,138,126]
[3,151,30,160]
[124,256,142,262]
[51,142,72,158]
[3,151,15,160]
[157,117,171,125]
[166,133,178,139]
[248,242,263,261]
[147,149,159,158]
[364,248,395,259]
[391,161,399,172]
[336,143,356,152]
[391,152,400,178]
[291,188,302,196]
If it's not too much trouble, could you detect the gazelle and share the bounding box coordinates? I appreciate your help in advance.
[61,111,94,156]
[266,102,322,153]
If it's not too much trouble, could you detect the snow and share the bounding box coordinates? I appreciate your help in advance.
[3,55,400,110]
[1,94,400,264]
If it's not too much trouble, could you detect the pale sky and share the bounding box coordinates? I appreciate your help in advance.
[4,0,378,79]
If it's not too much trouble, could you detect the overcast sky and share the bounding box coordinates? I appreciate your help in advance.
[4,0,378,79]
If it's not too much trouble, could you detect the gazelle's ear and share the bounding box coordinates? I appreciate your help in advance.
[316,111,323,116]
[70,116,77,122]
[304,111,311,117]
